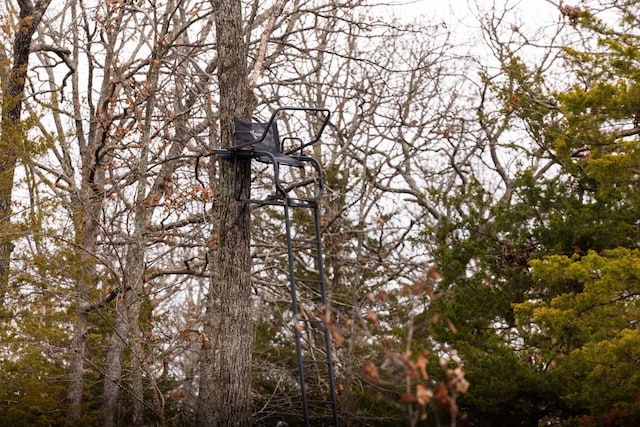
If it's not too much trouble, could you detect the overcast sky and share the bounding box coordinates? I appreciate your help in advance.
[390,0,561,36]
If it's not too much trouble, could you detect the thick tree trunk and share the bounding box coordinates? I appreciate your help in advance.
[0,0,52,299]
[208,158,253,426]
[67,308,88,423]
[66,206,100,424]
[101,297,129,426]
[199,0,255,425]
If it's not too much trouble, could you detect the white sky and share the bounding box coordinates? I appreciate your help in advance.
[389,0,562,38]
[391,0,559,21]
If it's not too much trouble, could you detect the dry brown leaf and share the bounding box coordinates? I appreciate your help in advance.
[427,265,440,282]
[364,310,379,327]
[365,292,376,303]
[377,289,388,303]
[412,280,425,295]
[446,317,458,334]
[448,367,470,394]
[433,382,451,409]
[363,360,380,382]
[416,383,432,406]
[415,351,429,380]
[401,392,416,403]
[329,323,345,348]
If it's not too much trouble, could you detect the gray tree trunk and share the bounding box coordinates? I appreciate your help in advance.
[101,295,129,427]
[100,27,165,424]
[0,0,52,299]
[65,1,99,421]
[67,203,101,424]
[199,0,255,425]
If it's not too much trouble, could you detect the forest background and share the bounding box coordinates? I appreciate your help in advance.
[1,0,639,426]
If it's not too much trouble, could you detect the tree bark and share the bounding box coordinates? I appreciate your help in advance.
[199,0,255,425]
[65,2,97,422]
[0,0,52,299]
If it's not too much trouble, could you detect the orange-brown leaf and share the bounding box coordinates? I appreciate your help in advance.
[412,280,425,295]
[401,392,416,403]
[415,351,429,380]
[427,265,440,282]
[448,367,470,394]
[329,323,345,348]
[416,383,432,406]
[446,317,458,334]
[433,382,451,409]
[377,289,388,303]
[364,310,379,327]
[324,308,345,348]
[363,360,380,382]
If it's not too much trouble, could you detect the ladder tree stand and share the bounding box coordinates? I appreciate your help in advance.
[215,107,339,426]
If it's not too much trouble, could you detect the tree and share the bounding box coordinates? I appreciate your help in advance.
[19,1,224,424]
[413,1,640,425]
[198,0,255,425]
[0,0,469,425]
[0,0,52,297]
[516,249,640,425]
[511,3,640,424]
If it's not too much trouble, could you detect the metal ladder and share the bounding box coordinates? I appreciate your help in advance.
[281,195,338,426]
[214,107,338,425]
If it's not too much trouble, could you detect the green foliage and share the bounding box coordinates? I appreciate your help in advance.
[0,352,67,427]
[516,249,640,425]
[419,4,640,425]
[0,289,70,427]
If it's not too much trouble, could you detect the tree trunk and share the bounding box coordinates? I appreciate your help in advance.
[100,27,165,423]
[101,295,129,426]
[65,3,99,421]
[129,292,145,426]
[67,205,101,424]
[0,0,52,299]
[67,308,88,423]
[200,0,255,425]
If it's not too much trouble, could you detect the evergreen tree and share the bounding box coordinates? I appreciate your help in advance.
[420,3,640,425]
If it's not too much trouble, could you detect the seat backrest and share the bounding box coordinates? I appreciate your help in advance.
[233,116,280,152]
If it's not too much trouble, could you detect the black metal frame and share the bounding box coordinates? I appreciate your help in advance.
[216,107,330,202]
[214,107,338,426]
[231,107,330,152]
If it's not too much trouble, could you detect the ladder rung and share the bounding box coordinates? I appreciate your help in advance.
[288,201,317,208]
